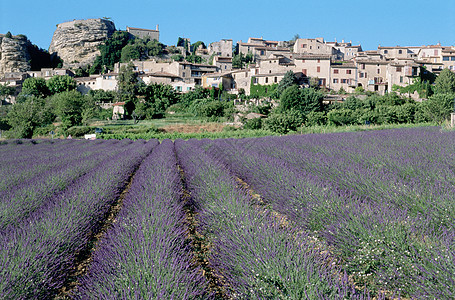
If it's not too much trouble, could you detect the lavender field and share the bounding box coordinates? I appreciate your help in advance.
[1,127,454,299]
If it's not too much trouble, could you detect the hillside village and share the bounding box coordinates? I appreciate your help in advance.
[1,18,454,102]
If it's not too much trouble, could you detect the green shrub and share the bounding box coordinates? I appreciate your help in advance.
[306,111,327,126]
[263,110,305,134]
[243,117,262,130]
[66,126,93,137]
[327,109,358,126]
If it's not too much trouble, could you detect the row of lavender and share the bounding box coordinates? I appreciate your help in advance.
[0,139,137,232]
[198,127,454,298]
[174,139,368,299]
[75,140,209,299]
[0,139,157,298]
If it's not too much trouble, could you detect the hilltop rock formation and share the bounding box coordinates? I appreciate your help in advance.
[49,18,115,68]
[0,34,32,77]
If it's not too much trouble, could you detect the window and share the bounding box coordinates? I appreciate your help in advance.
[274,77,277,83]
[301,44,307,48]
[317,66,320,73]
[317,59,320,63]
[451,57,455,61]
[359,72,364,78]
[183,72,186,77]
[334,69,339,74]
[384,50,388,54]
[341,79,347,83]
[377,69,380,74]
[434,50,438,55]
[302,69,307,75]
[346,70,352,74]
[333,78,338,83]
[400,76,403,83]
[361,64,365,69]
[265,77,268,83]
[396,67,402,72]
[253,77,258,84]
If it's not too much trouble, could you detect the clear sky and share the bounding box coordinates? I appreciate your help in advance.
[1,0,454,51]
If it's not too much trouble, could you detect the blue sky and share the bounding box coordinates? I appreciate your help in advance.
[1,0,454,51]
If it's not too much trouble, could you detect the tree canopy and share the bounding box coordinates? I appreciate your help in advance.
[279,86,323,115]
[434,69,455,94]
[46,75,77,95]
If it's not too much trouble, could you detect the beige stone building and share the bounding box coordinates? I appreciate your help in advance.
[212,56,233,72]
[330,62,357,92]
[293,38,337,58]
[353,52,390,93]
[115,60,218,86]
[238,37,290,61]
[378,46,417,59]
[441,47,455,71]
[76,72,118,94]
[202,72,233,90]
[126,26,159,41]
[293,54,331,86]
[208,39,233,57]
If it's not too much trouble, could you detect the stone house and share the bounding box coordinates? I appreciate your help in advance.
[330,62,357,92]
[293,54,331,87]
[139,71,195,92]
[354,52,390,94]
[385,60,420,89]
[293,38,337,58]
[208,39,233,57]
[27,68,74,79]
[417,45,444,63]
[212,56,233,72]
[441,47,455,71]
[76,72,118,94]
[115,60,218,86]
[202,72,233,90]
[238,37,290,61]
[378,46,417,59]
[126,26,159,41]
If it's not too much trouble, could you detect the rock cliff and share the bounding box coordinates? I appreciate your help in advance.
[49,18,115,67]
[0,34,32,77]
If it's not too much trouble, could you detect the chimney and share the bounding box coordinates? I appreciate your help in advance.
[156,24,159,31]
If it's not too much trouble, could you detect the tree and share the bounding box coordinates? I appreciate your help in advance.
[434,68,455,94]
[279,86,323,115]
[0,84,16,102]
[50,90,85,131]
[232,52,253,69]
[277,71,298,96]
[135,83,178,119]
[5,31,12,38]
[21,77,49,98]
[46,75,77,95]
[191,41,206,54]
[147,40,165,56]
[91,31,131,73]
[117,62,139,116]
[121,44,141,62]
[7,96,54,138]
[416,93,454,124]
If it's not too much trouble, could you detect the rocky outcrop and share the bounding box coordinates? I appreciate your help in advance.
[49,18,115,68]
[0,34,32,77]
